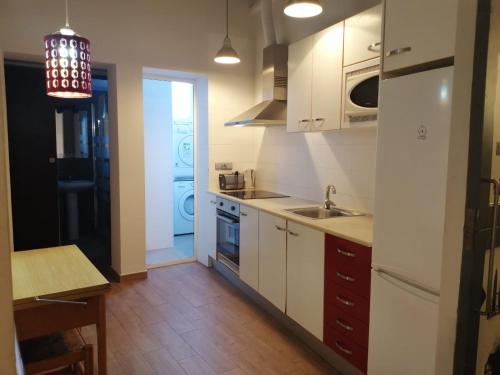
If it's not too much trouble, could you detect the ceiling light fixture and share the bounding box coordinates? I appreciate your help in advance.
[214,0,241,64]
[44,0,92,98]
[284,0,323,18]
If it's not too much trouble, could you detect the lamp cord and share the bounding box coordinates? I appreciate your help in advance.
[226,0,229,38]
[65,0,70,27]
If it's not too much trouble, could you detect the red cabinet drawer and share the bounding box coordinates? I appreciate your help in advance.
[325,306,368,348]
[325,234,372,269]
[326,261,371,298]
[325,282,370,323]
[325,323,368,374]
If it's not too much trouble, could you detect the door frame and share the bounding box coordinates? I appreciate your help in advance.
[142,68,208,268]
[454,0,495,373]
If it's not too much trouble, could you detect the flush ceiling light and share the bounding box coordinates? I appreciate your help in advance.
[44,0,92,98]
[284,0,323,18]
[214,0,241,64]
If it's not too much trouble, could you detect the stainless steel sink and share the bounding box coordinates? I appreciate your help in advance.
[285,206,365,219]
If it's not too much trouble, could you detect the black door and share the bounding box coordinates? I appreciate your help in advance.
[4,63,59,250]
[453,1,500,374]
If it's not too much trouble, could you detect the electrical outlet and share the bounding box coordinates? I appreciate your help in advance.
[215,162,233,171]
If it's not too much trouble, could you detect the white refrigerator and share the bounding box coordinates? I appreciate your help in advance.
[368,66,454,374]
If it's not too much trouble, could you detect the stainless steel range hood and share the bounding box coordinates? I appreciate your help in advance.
[225,44,288,127]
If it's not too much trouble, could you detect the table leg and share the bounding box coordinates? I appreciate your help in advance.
[96,294,107,374]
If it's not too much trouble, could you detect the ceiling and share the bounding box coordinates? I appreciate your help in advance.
[250,0,380,44]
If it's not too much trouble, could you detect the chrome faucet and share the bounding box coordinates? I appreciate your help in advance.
[324,185,337,209]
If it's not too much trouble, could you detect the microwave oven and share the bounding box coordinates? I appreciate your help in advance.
[342,58,380,128]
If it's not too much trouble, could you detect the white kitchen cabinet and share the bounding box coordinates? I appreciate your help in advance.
[383,0,458,73]
[343,4,382,66]
[311,22,344,132]
[287,22,344,132]
[286,221,325,340]
[287,35,313,133]
[258,211,287,312]
[239,204,259,291]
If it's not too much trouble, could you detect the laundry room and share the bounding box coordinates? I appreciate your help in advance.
[143,77,195,267]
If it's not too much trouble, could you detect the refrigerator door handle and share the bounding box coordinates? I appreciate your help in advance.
[373,264,440,298]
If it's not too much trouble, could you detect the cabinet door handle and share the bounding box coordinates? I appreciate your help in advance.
[240,212,248,217]
[337,248,355,258]
[386,46,412,57]
[367,41,381,52]
[313,118,325,122]
[299,119,311,123]
[288,230,299,237]
[336,319,354,332]
[336,295,355,307]
[335,341,353,355]
[275,225,287,232]
[336,271,356,282]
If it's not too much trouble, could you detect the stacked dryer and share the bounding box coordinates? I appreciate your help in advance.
[173,120,194,235]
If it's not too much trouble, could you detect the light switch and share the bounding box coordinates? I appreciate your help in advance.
[215,162,233,171]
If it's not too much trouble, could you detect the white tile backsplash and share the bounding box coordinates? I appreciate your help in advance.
[254,126,377,214]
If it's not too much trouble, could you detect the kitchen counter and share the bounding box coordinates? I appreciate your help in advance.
[209,190,373,247]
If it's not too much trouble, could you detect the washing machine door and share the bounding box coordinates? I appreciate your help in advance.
[177,135,194,168]
[179,189,195,221]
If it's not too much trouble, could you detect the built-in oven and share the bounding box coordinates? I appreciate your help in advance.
[342,57,380,128]
[216,197,240,274]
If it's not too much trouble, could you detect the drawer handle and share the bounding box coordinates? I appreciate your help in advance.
[336,271,356,282]
[336,295,355,307]
[299,119,311,123]
[313,118,325,122]
[335,341,353,355]
[210,200,217,205]
[337,248,355,258]
[336,319,354,332]
[275,225,287,232]
[241,212,248,217]
[34,296,88,305]
[386,46,412,57]
[288,230,299,237]
[367,41,381,52]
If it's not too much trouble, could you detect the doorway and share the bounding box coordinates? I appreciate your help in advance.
[3,60,112,272]
[144,76,196,267]
[454,1,500,374]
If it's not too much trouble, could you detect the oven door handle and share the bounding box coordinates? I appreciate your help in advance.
[217,214,239,225]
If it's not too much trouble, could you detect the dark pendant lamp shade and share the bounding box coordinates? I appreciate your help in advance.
[44,0,92,98]
[44,33,91,98]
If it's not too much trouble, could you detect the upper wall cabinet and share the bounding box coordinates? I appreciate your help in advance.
[343,5,382,67]
[382,0,458,73]
[287,35,314,133]
[287,22,344,133]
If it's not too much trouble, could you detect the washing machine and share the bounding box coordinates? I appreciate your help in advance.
[174,177,194,235]
[173,121,194,178]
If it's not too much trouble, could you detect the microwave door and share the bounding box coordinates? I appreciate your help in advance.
[349,75,379,110]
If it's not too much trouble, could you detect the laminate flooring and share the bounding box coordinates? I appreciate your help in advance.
[82,262,340,374]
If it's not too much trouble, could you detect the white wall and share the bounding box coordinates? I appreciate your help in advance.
[143,79,174,251]
[254,127,376,213]
[0,0,258,275]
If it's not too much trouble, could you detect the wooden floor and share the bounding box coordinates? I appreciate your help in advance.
[82,262,340,374]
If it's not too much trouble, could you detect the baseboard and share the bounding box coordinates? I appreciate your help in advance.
[213,260,364,375]
[109,268,148,282]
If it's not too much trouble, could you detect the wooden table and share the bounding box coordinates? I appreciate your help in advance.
[12,245,111,374]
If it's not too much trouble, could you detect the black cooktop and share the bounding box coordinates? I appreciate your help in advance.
[221,190,290,200]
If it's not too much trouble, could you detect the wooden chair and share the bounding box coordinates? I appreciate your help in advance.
[19,329,93,375]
